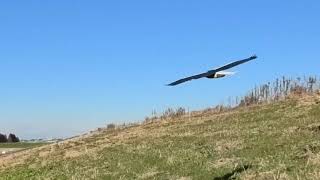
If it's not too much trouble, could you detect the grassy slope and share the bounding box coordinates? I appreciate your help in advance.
[1,96,320,180]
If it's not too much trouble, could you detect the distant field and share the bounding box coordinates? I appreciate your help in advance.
[0,142,48,149]
[0,143,49,156]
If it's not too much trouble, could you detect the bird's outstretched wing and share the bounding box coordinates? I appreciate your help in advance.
[208,55,257,74]
[167,72,210,86]
[167,55,257,86]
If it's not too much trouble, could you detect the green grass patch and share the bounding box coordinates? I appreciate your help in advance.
[0,142,48,149]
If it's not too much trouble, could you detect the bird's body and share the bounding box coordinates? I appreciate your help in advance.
[206,71,236,79]
[167,55,257,86]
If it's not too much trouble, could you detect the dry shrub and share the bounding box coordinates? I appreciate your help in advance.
[238,76,320,107]
[107,123,116,130]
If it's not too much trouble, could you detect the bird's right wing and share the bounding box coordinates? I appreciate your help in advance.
[210,55,257,73]
[167,72,211,86]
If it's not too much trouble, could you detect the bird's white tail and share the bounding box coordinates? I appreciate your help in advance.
[216,71,236,76]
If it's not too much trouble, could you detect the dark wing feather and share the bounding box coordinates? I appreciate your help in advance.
[210,55,257,73]
[167,72,211,86]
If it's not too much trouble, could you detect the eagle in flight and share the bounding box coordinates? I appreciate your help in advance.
[167,55,257,86]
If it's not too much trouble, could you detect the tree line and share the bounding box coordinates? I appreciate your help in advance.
[0,133,20,143]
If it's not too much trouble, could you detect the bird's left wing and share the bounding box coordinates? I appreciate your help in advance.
[167,72,211,86]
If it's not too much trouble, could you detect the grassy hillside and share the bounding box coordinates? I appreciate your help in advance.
[1,95,320,179]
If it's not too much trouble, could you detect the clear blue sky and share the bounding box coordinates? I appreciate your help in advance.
[1,1,319,139]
